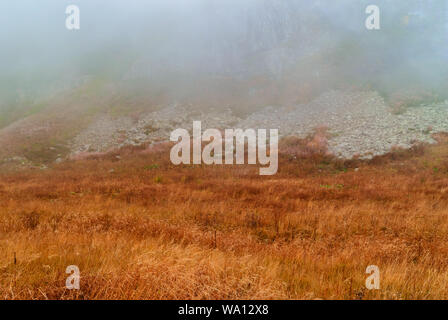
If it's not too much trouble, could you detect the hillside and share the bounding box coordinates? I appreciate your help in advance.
[2,84,448,171]
[2,1,448,302]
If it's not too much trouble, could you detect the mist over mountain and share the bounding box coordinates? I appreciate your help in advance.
[1,1,447,106]
[1,1,448,165]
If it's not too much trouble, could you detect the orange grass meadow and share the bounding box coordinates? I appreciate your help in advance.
[2,135,448,300]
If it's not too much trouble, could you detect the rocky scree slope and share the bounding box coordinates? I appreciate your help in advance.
[68,90,448,160]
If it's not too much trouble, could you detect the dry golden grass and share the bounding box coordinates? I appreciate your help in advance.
[2,137,448,300]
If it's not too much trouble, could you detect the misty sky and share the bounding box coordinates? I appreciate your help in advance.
[1,1,448,107]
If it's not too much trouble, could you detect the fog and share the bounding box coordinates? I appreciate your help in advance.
[1,0,448,122]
